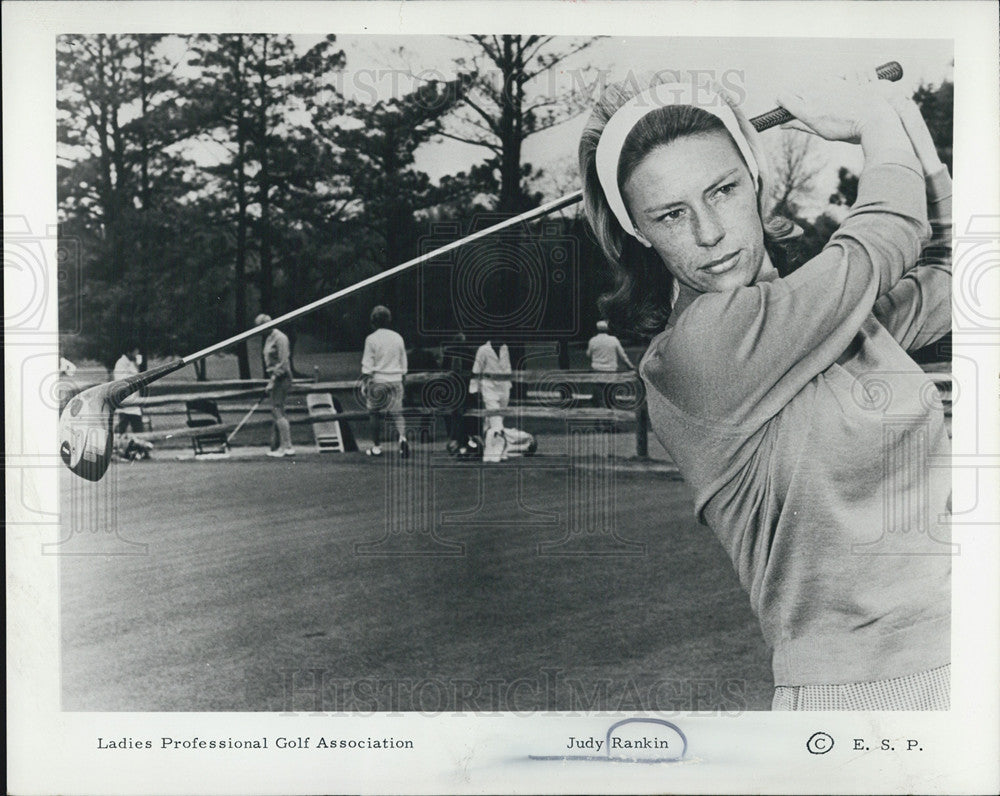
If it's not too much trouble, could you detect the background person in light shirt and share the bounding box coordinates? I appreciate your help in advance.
[360,305,409,458]
[111,345,153,460]
[587,320,635,407]
[587,320,635,372]
[112,345,145,436]
[256,314,296,458]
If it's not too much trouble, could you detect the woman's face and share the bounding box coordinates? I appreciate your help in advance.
[622,129,766,294]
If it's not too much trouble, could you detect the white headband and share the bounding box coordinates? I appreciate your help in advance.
[595,82,760,239]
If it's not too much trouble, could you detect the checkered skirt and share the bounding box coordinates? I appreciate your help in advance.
[772,665,950,710]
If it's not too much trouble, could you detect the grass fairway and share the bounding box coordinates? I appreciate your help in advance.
[60,453,773,712]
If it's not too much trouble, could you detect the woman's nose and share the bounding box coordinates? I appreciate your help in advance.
[693,206,725,247]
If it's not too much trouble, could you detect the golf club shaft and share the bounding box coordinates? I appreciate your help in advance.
[116,61,908,390]
[225,396,266,444]
[179,190,583,368]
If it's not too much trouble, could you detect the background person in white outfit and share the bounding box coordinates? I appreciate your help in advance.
[471,340,512,462]
[112,346,145,435]
[112,345,152,459]
[361,305,409,457]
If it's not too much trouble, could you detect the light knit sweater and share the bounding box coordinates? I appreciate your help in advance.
[640,153,952,686]
[361,328,408,383]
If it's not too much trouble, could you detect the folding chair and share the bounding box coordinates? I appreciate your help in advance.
[185,398,230,457]
[306,392,345,453]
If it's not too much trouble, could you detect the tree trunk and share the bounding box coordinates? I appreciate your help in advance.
[256,41,274,315]
[94,37,125,283]
[495,35,525,365]
[138,37,151,213]
[137,37,152,368]
[233,36,251,379]
[382,128,401,315]
[497,36,523,215]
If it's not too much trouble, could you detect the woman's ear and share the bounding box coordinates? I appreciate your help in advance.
[633,228,653,248]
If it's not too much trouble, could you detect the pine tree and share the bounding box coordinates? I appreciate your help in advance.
[57,34,198,368]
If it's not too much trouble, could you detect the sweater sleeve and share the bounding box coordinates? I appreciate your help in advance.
[361,336,375,376]
[641,154,930,426]
[872,167,952,351]
[615,338,632,366]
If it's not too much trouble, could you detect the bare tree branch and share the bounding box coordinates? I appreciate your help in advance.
[523,39,595,81]
[768,130,823,215]
[435,129,502,154]
[520,35,557,70]
[457,93,502,136]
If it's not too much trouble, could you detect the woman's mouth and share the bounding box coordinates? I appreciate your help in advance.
[701,251,741,274]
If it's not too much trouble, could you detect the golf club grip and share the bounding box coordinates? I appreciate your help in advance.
[750,60,903,132]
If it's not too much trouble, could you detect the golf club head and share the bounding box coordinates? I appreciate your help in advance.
[58,359,186,482]
[58,380,130,482]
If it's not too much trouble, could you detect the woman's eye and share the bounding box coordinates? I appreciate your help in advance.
[657,208,684,223]
[715,182,738,197]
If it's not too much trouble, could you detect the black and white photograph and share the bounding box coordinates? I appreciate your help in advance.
[6,2,999,794]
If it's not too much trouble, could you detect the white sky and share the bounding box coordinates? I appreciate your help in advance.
[321,34,953,216]
[145,34,953,217]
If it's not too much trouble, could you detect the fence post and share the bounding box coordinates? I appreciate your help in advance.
[635,398,649,459]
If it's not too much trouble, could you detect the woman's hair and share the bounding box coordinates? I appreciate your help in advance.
[370,305,392,329]
[579,78,796,336]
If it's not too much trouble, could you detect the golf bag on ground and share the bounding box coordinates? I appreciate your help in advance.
[115,434,154,461]
[446,391,537,462]
[483,425,538,462]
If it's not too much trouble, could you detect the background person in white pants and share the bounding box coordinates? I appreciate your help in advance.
[112,346,145,435]
[470,339,512,463]
[112,345,152,459]
[361,305,409,458]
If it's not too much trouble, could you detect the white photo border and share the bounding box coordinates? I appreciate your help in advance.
[5,2,998,794]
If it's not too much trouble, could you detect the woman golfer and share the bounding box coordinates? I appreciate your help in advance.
[256,314,296,458]
[579,72,952,710]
